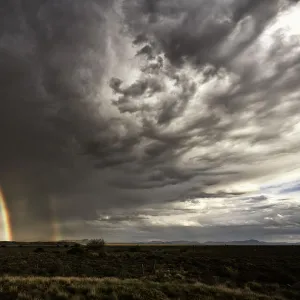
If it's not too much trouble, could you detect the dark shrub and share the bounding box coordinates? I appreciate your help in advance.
[129,245,141,252]
[67,246,84,255]
[86,239,105,250]
[34,247,45,253]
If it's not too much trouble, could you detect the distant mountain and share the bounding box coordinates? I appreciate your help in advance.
[134,239,300,245]
[204,239,300,245]
[136,240,200,245]
[204,239,265,245]
[2,239,299,246]
[52,239,300,246]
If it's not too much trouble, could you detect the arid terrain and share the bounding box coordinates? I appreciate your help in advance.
[0,243,300,299]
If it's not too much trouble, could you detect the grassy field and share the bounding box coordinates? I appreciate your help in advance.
[0,276,289,300]
[0,244,300,299]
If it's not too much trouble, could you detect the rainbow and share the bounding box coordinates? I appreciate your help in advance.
[0,187,13,241]
[50,197,63,242]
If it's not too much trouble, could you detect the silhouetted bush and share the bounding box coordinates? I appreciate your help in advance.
[67,246,84,255]
[86,239,105,250]
[129,245,141,252]
[34,247,45,253]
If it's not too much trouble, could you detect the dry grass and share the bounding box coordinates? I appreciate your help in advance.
[0,276,285,300]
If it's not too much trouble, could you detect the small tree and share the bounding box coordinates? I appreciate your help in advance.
[86,239,105,250]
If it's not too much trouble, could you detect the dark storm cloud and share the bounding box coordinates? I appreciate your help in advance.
[123,0,280,66]
[1,0,300,240]
[121,0,300,128]
[106,0,300,187]
[0,0,119,239]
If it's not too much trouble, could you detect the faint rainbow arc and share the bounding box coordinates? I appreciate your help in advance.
[50,197,63,242]
[0,187,13,241]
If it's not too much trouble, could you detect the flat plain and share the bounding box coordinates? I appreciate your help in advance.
[0,243,300,299]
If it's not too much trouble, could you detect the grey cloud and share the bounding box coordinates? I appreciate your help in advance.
[0,0,119,239]
[123,0,281,67]
[1,0,300,241]
[134,224,300,243]
[242,195,268,202]
[84,197,300,242]
[85,222,300,243]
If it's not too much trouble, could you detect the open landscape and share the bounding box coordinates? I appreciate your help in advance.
[0,242,300,299]
[2,0,300,299]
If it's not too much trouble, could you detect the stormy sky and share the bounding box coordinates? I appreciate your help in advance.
[1,0,300,242]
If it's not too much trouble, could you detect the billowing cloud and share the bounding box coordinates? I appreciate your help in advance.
[0,0,300,241]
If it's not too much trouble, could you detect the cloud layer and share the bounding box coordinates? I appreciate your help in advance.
[0,0,300,241]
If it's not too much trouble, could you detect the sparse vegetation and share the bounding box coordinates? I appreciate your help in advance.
[0,244,300,299]
[0,276,289,300]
